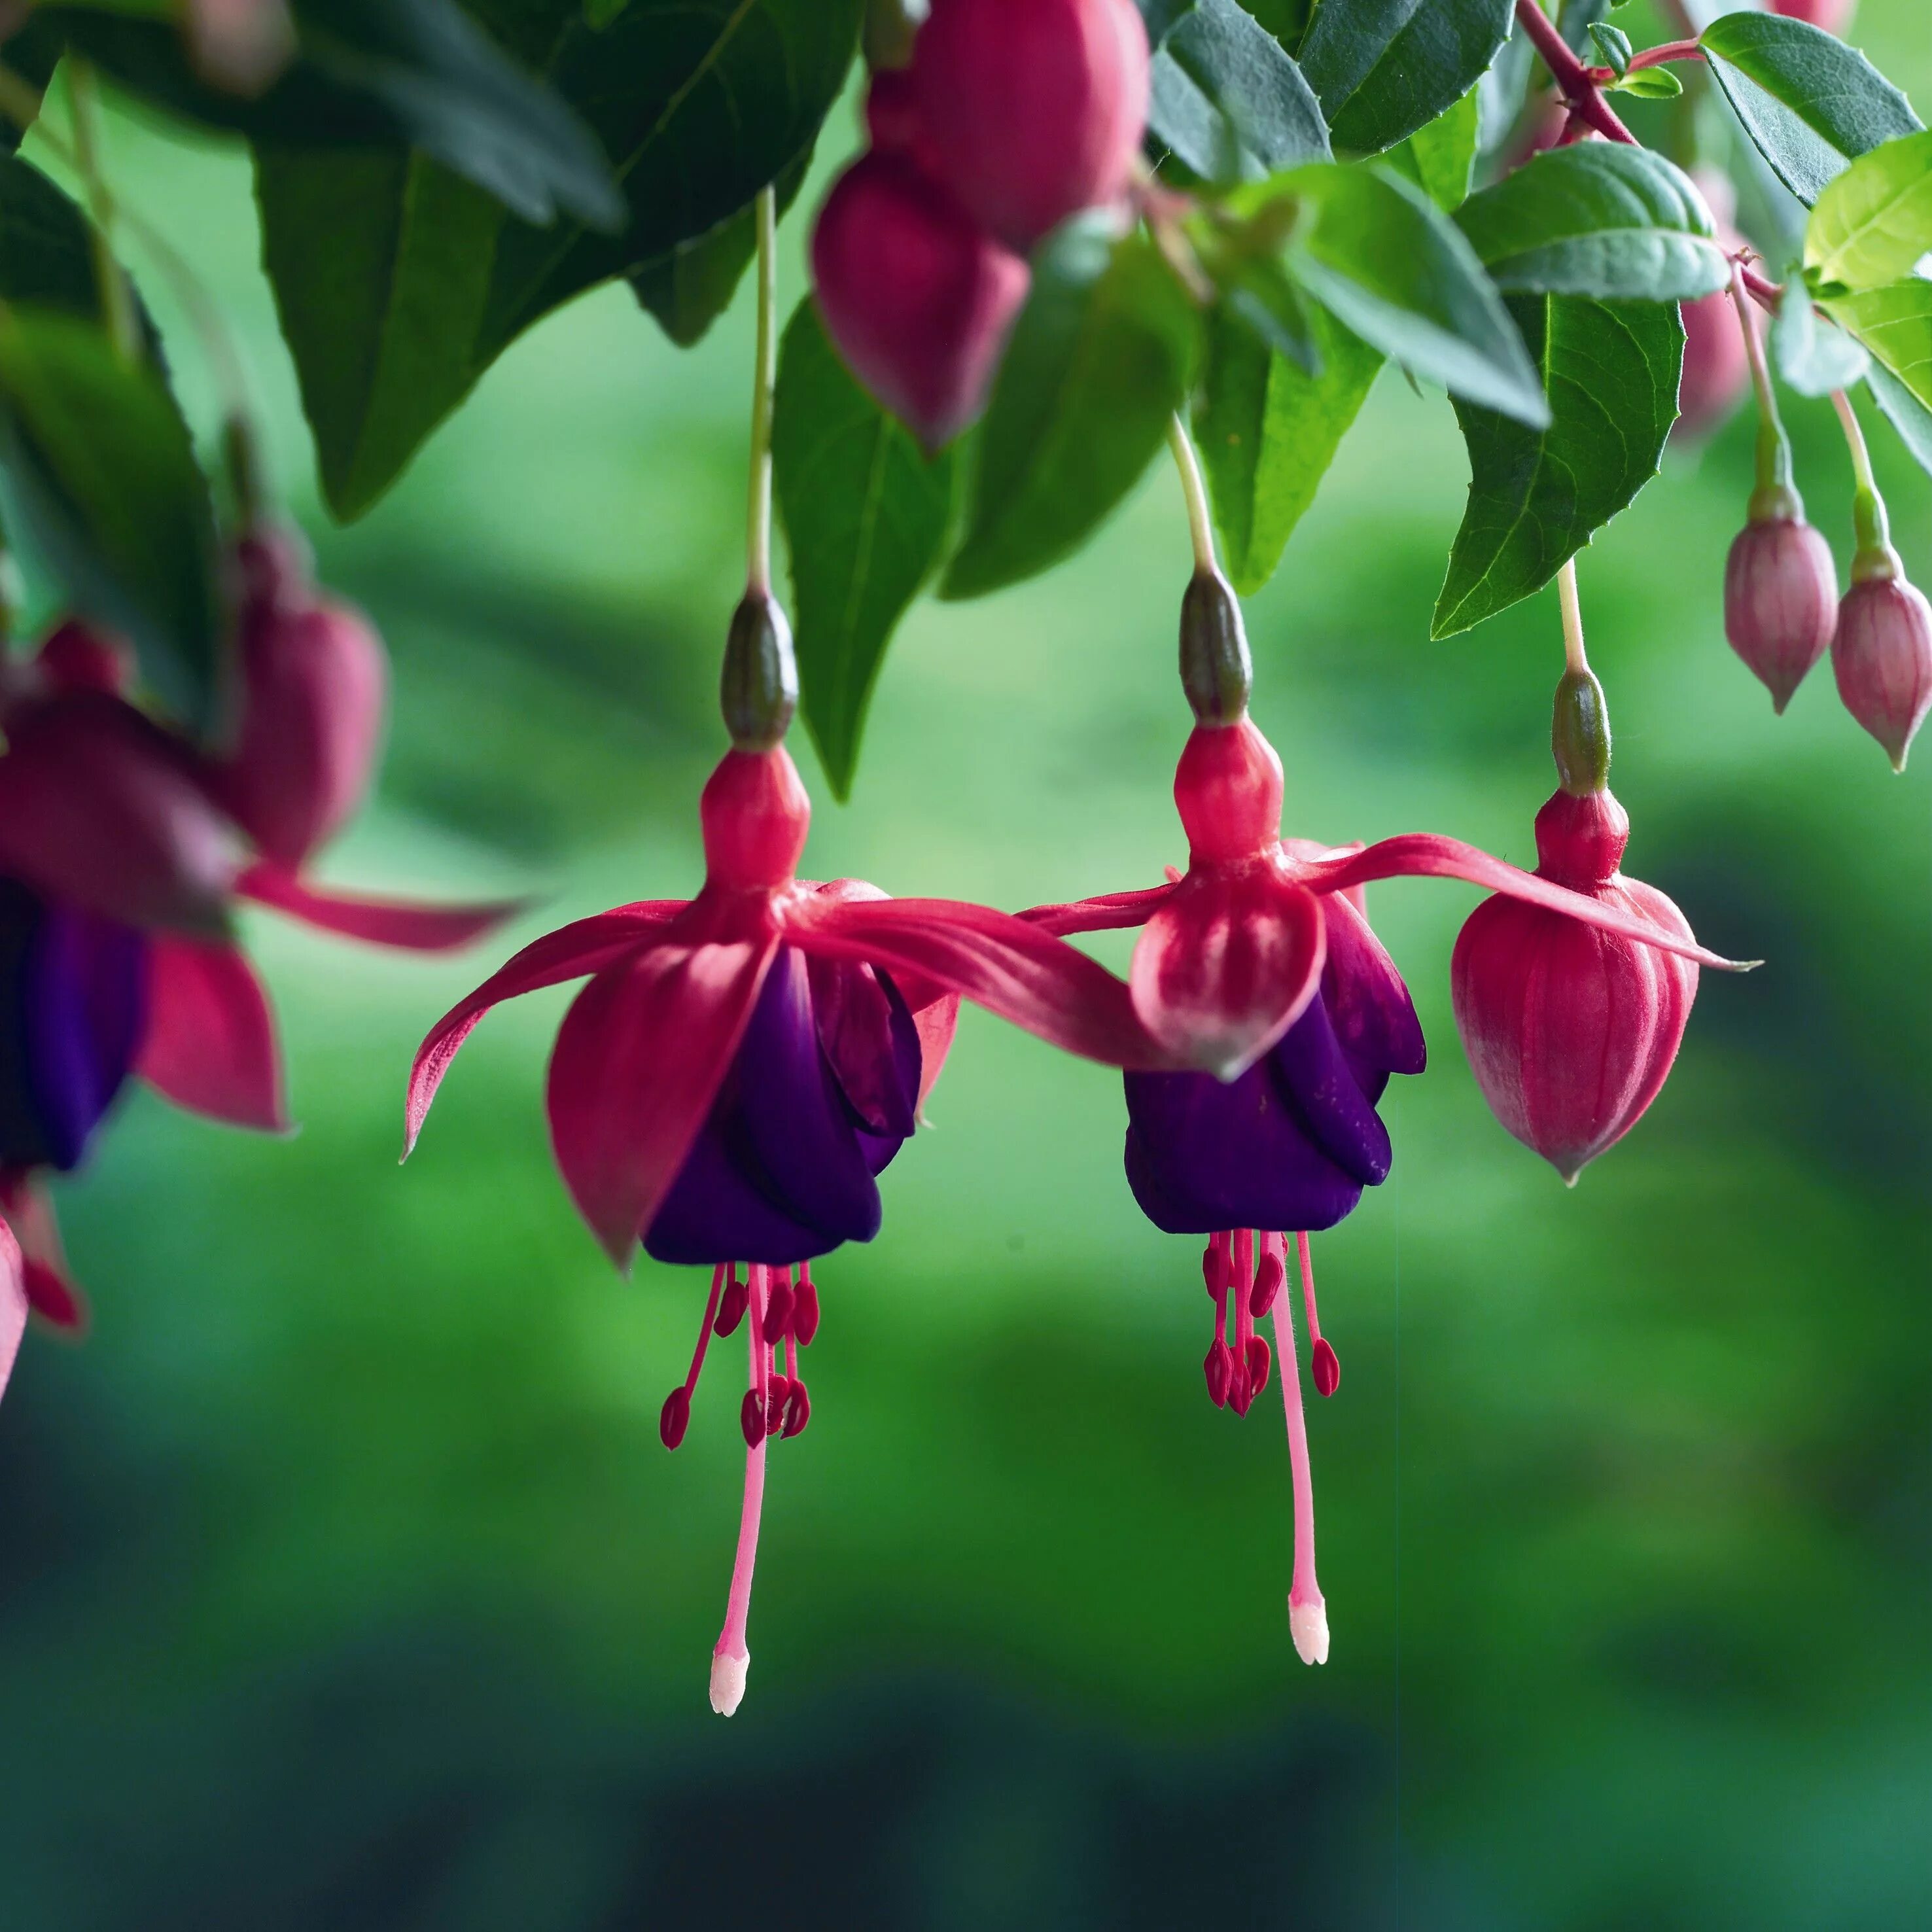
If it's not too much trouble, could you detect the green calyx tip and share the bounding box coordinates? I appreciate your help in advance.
[721,589,798,750]
[1747,481,1802,527]
[1179,569,1252,726]
[1552,667,1611,796]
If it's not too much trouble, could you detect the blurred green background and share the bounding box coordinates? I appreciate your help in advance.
[3,9,1929,1928]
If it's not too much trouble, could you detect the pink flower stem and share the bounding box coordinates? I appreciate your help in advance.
[711,1265,769,1712]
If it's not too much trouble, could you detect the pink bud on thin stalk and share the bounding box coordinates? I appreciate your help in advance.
[811,149,1029,449]
[1725,514,1838,711]
[216,528,389,868]
[1833,569,1932,772]
[1676,173,1750,440]
[911,0,1150,251]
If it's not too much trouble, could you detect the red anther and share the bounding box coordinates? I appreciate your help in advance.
[792,1278,821,1346]
[1245,1333,1272,1400]
[1203,1341,1232,1408]
[1250,1250,1284,1320]
[1201,1240,1221,1295]
[764,1279,794,1343]
[1228,1358,1254,1416]
[739,1388,765,1447]
[764,1375,791,1437]
[715,1276,748,1337]
[1312,1338,1341,1399]
[781,1379,812,1438]
[659,1386,692,1450]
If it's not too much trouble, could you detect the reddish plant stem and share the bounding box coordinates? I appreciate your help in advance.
[1627,39,1704,73]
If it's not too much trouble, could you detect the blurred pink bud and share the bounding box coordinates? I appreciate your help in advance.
[34,619,133,699]
[864,67,931,162]
[217,530,389,868]
[1768,0,1857,31]
[911,0,1150,251]
[1723,515,1838,711]
[1832,570,1932,771]
[811,149,1030,448]
[1452,790,1699,1184]
[186,0,296,96]
[0,692,239,934]
[1676,171,1749,440]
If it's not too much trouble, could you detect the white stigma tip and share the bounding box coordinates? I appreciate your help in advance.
[1290,1599,1330,1667]
[709,1648,749,1716]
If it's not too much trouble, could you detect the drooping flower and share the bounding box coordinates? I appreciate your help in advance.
[1025,568,1738,1664]
[1833,554,1932,773]
[1452,671,1702,1183]
[1725,509,1838,712]
[405,591,1184,1715]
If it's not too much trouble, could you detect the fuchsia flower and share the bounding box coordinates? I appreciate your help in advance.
[405,593,1182,1715]
[1025,571,1736,1662]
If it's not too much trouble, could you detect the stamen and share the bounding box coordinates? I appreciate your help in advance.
[765,1264,795,1344]
[1202,1235,1233,1407]
[1229,1229,1256,1415]
[715,1265,749,1337]
[739,1263,770,1447]
[792,1261,820,1346]
[661,1263,729,1450]
[1250,1233,1285,1319]
[1297,1231,1340,1397]
[711,1300,767,1717]
[781,1331,811,1437]
[1273,1269,1328,1667]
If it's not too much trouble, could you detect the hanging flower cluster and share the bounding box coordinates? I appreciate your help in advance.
[0,0,1924,1731]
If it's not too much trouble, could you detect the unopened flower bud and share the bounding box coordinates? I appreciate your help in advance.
[219,532,388,868]
[1179,569,1252,726]
[1723,508,1838,712]
[720,591,798,752]
[1832,557,1932,772]
[811,149,1028,449]
[911,0,1150,251]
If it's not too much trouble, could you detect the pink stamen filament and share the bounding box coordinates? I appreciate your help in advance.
[688,1263,727,1390]
[1296,1231,1322,1345]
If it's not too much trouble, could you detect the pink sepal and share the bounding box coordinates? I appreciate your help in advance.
[238,862,527,952]
[1019,881,1177,938]
[1299,834,1747,970]
[548,933,781,1269]
[787,893,1184,1071]
[1130,861,1326,1079]
[137,935,290,1132]
[405,902,682,1155]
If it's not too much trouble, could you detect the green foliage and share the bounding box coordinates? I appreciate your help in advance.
[1193,297,1381,593]
[256,0,862,518]
[1867,360,1932,476]
[942,224,1199,601]
[1701,9,1921,207]
[773,302,957,798]
[1804,130,1932,294]
[1273,161,1549,427]
[1297,0,1511,156]
[0,305,222,729]
[1772,285,1871,398]
[1148,0,1330,180]
[1454,144,1730,302]
[1825,275,1932,415]
[1384,84,1481,212]
[0,152,145,334]
[18,0,624,227]
[1433,294,1682,639]
[1133,0,1199,47]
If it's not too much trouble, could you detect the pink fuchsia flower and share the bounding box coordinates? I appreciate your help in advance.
[406,599,1180,1715]
[1452,673,1704,1184]
[1025,571,1736,1662]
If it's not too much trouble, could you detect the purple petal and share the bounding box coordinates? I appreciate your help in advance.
[1320,892,1426,1089]
[1269,992,1392,1187]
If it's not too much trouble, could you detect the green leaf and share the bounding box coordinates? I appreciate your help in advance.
[0,152,131,328]
[256,0,862,519]
[1805,131,1932,295]
[772,301,957,798]
[1274,162,1549,427]
[1588,22,1631,77]
[18,0,624,228]
[1384,85,1481,213]
[629,151,810,350]
[1866,359,1932,480]
[585,0,629,22]
[1612,67,1681,101]
[1193,298,1382,594]
[1432,294,1681,638]
[941,223,1199,601]
[1133,0,1199,48]
[1825,276,1932,413]
[1297,0,1511,156]
[1454,143,1730,302]
[1772,284,1869,398]
[0,305,222,729]
[1148,0,1331,181]
[1700,10,1920,207]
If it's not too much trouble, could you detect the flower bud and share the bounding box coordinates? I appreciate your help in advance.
[1452,787,1698,1183]
[911,0,1150,251]
[811,149,1029,449]
[218,533,388,868]
[1831,565,1932,772]
[0,693,239,934]
[1769,0,1856,30]
[1676,287,1750,438]
[1723,512,1838,712]
[720,591,798,751]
